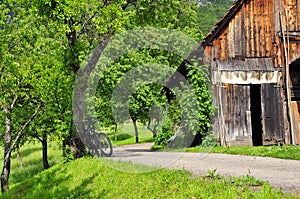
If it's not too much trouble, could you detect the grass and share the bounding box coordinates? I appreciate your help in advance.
[112,136,154,146]
[105,122,154,146]
[1,158,295,198]
[152,143,300,161]
[0,142,63,186]
[0,143,298,198]
[206,145,300,160]
[203,169,264,187]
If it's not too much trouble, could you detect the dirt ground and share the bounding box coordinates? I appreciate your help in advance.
[111,143,300,195]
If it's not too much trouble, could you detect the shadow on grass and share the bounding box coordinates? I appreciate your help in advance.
[1,165,101,199]
[9,146,62,185]
[10,145,41,159]
[10,158,49,185]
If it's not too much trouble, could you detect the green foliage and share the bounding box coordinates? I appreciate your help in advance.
[197,0,233,34]
[154,64,213,148]
[154,116,174,147]
[94,0,204,140]
[186,64,212,134]
[201,133,218,147]
[128,0,203,41]
[1,1,75,148]
[62,146,75,163]
[154,99,184,147]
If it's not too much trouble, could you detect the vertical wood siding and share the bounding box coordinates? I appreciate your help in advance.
[204,0,300,67]
[203,0,300,145]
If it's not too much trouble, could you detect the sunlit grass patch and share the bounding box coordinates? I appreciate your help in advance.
[105,122,154,146]
[209,145,300,160]
[0,142,297,198]
[1,156,294,199]
[0,142,63,186]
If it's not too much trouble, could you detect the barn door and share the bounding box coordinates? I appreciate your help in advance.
[290,101,300,144]
[289,60,300,144]
[261,84,284,145]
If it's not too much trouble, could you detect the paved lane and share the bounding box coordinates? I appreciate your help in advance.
[111,143,300,194]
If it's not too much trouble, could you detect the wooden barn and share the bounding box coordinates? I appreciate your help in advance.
[178,0,300,146]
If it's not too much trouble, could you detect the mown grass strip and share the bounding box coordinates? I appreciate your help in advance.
[154,144,300,160]
[1,143,299,198]
[207,145,300,160]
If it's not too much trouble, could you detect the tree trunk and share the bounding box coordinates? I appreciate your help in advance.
[114,124,118,141]
[41,134,49,169]
[1,152,11,193]
[17,148,23,169]
[69,119,85,160]
[1,116,11,193]
[62,138,67,157]
[147,121,158,138]
[1,103,41,193]
[70,133,86,159]
[133,119,139,143]
[72,38,110,159]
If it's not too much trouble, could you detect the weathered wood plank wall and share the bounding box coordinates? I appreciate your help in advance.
[205,0,300,66]
[202,0,300,145]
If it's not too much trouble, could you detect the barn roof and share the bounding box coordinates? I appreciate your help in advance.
[200,0,245,47]
[175,1,245,72]
[166,0,245,89]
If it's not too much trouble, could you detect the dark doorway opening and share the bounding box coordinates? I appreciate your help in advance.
[250,84,263,146]
[290,59,300,100]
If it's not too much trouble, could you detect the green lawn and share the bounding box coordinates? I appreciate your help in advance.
[105,122,154,146]
[0,143,298,198]
[1,142,63,186]
[184,145,300,160]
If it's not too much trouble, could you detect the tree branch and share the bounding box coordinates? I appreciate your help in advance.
[10,95,18,111]
[32,135,42,143]
[147,120,153,132]
[76,12,98,41]
[6,103,43,159]
[2,104,9,114]
[0,64,4,80]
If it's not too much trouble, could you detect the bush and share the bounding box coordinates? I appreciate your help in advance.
[155,128,173,147]
[154,64,213,148]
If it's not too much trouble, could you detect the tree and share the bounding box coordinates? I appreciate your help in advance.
[28,0,203,155]
[0,3,44,191]
[31,0,131,158]
[95,0,203,143]
[128,84,167,143]
[0,1,73,191]
[27,43,74,169]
